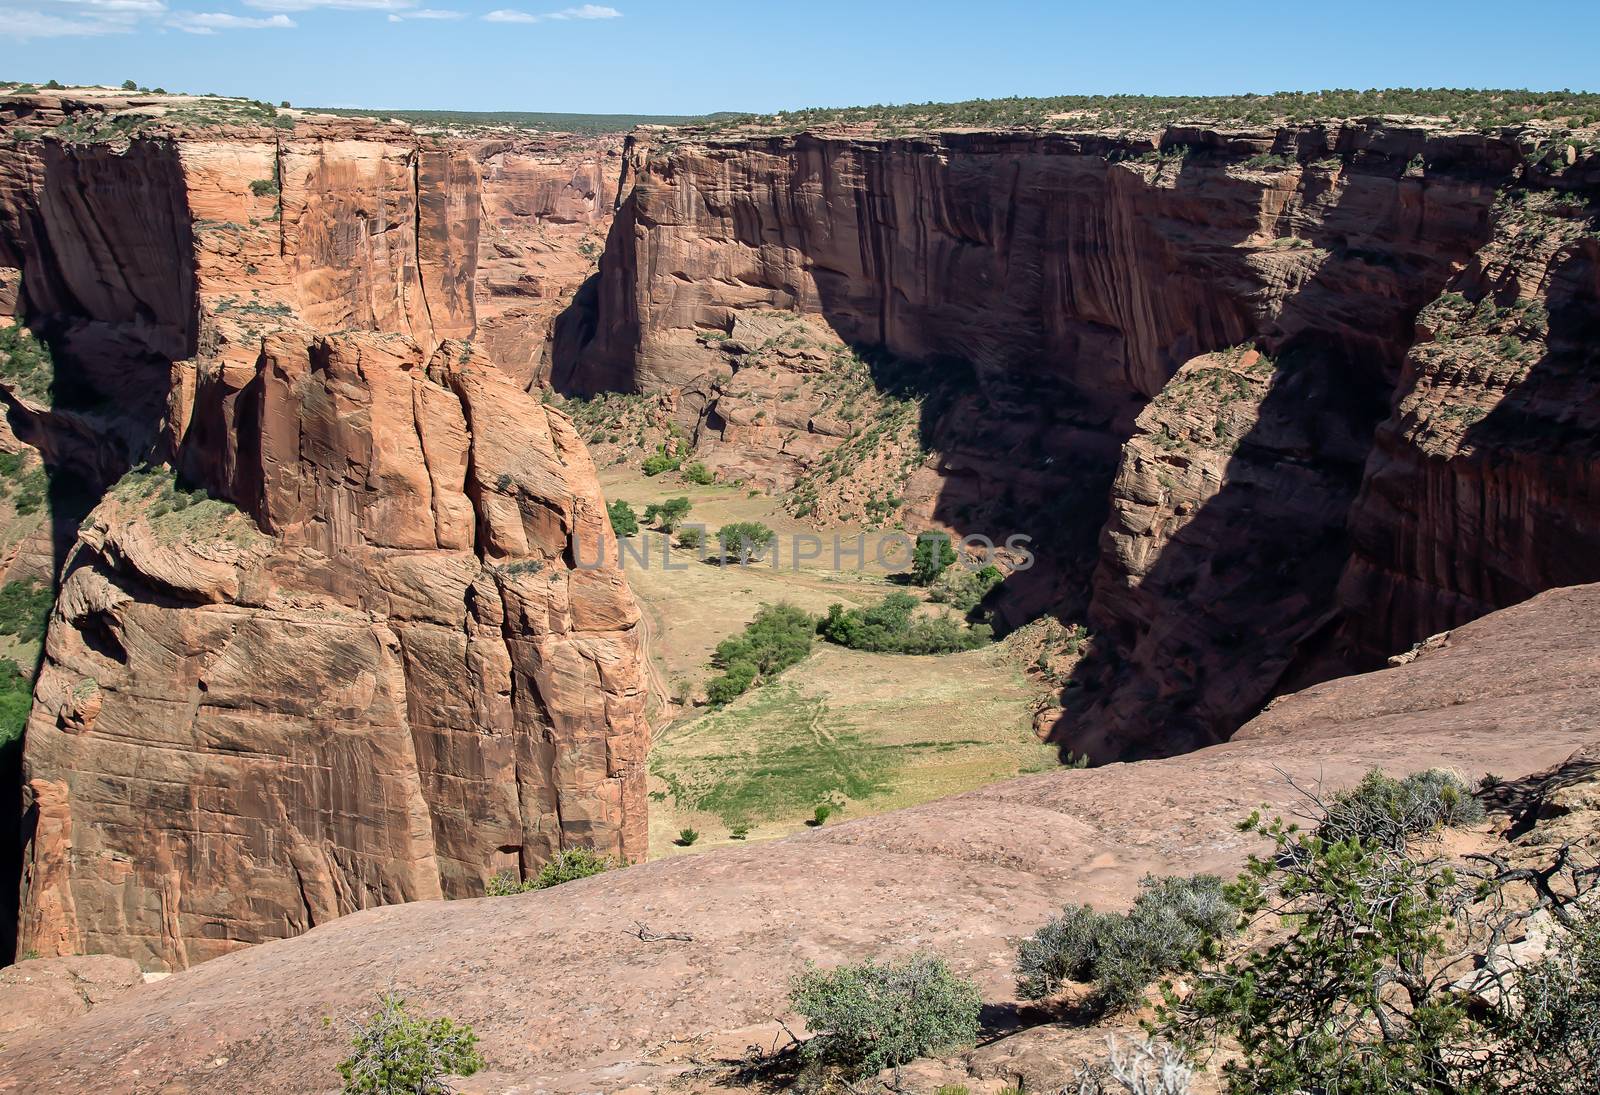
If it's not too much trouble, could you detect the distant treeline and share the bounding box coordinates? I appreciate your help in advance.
[310,107,740,133]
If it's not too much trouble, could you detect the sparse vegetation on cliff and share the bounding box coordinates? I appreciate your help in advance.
[0,325,57,404]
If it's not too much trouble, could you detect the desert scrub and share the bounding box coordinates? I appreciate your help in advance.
[336,993,482,1095]
[0,580,53,644]
[1318,768,1485,851]
[1016,874,1238,1013]
[790,952,981,1078]
[606,499,638,536]
[111,465,261,547]
[0,325,56,403]
[484,847,615,895]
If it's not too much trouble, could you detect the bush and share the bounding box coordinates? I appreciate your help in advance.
[1157,776,1543,1094]
[642,445,682,477]
[929,564,1003,613]
[705,661,756,705]
[790,952,981,1078]
[682,461,714,485]
[1073,1036,1194,1095]
[607,499,638,537]
[1320,768,1485,851]
[0,580,53,643]
[676,526,705,550]
[1497,913,1600,1092]
[337,993,483,1095]
[249,177,279,197]
[1016,875,1237,1013]
[676,828,699,846]
[714,603,814,676]
[642,496,691,531]
[910,532,956,586]
[819,593,992,654]
[811,803,833,826]
[729,823,751,840]
[120,79,137,91]
[484,847,616,895]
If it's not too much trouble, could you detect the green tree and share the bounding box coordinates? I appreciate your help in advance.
[790,953,981,1079]
[120,79,137,91]
[337,994,483,1095]
[910,532,956,586]
[704,603,814,704]
[642,496,691,532]
[716,521,775,562]
[682,461,714,485]
[606,499,637,537]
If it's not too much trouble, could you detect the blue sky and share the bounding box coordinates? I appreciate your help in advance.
[5,1,1599,115]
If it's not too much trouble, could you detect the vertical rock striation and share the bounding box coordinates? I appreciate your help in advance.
[1,100,646,969]
[561,123,1600,758]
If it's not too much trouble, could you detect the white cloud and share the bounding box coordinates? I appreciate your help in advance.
[0,5,140,36]
[386,6,461,18]
[243,0,414,10]
[168,9,293,31]
[483,3,618,23]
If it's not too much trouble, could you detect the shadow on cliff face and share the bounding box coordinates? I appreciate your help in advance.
[1329,229,1600,667]
[1051,146,1510,764]
[0,138,193,962]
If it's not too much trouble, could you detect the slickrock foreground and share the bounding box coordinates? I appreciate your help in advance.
[2,584,1595,1093]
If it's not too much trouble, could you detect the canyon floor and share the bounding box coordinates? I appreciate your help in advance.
[595,464,1055,859]
[2,582,1596,1093]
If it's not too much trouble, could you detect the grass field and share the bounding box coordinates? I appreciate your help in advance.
[598,465,1055,860]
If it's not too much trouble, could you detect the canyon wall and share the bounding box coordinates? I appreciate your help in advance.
[562,123,1600,758]
[0,97,645,969]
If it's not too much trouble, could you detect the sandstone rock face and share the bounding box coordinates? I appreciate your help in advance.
[562,124,1600,756]
[0,103,647,968]
[3,583,1596,1093]
[471,135,619,388]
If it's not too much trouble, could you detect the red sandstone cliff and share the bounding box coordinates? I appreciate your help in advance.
[560,122,1600,759]
[0,96,646,969]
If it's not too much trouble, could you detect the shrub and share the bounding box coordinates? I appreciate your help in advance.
[716,521,776,562]
[929,564,1003,612]
[1073,1035,1194,1095]
[484,847,615,895]
[676,526,705,550]
[682,461,714,485]
[606,499,638,537]
[642,496,691,531]
[729,823,751,840]
[0,580,53,643]
[1497,913,1600,1092]
[120,79,137,91]
[910,532,956,586]
[1016,875,1237,1013]
[811,803,833,826]
[249,177,279,197]
[1157,777,1544,1094]
[705,661,756,705]
[789,952,981,1078]
[714,603,815,677]
[819,593,991,655]
[676,828,699,846]
[337,993,483,1095]
[1320,768,1485,851]
[642,446,682,477]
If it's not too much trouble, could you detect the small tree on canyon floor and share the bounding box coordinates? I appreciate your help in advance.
[337,993,482,1095]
